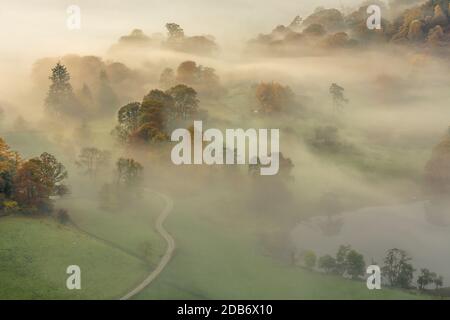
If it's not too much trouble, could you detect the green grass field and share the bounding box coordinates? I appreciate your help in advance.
[135,196,424,300]
[57,194,166,266]
[0,216,148,299]
[0,192,426,300]
[0,126,432,300]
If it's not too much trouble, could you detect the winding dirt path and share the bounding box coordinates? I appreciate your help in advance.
[120,190,175,300]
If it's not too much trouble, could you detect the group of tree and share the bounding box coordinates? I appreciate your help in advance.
[417,268,444,291]
[313,245,366,279]
[99,157,143,210]
[246,9,357,55]
[164,23,218,56]
[45,62,81,118]
[303,245,445,291]
[75,147,111,178]
[0,137,68,214]
[111,24,219,56]
[160,60,222,97]
[247,2,450,56]
[246,151,295,216]
[112,84,200,145]
[382,248,444,291]
[254,82,295,114]
[45,62,119,119]
[381,248,415,288]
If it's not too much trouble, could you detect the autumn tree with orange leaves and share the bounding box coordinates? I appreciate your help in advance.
[255,82,294,114]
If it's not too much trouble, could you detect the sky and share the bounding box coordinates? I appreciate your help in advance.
[0,0,368,97]
[0,0,363,60]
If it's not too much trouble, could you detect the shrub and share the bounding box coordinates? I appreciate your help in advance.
[302,250,317,269]
[56,209,71,225]
[2,200,18,213]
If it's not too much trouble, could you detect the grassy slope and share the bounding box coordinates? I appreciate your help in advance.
[0,113,431,300]
[57,194,166,267]
[0,131,168,299]
[0,216,148,299]
[136,197,424,300]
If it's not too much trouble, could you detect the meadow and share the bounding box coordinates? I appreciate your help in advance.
[0,216,148,299]
[135,195,423,299]
[2,0,450,300]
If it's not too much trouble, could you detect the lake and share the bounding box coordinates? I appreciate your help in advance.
[291,200,450,286]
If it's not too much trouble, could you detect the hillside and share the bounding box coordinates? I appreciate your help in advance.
[0,216,148,299]
[247,0,450,55]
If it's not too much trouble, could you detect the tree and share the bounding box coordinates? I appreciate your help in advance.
[76,147,110,178]
[141,90,174,124]
[113,91,173,145]
[165,84,199,120]
[13,159,49,208]
[0,138,16,160]
[78,83,94,109]
[164,23,217,55]
[417,268,435,290]
[318,246,365,279]
[112,102,141,144]
[56,208,70,224]
[318,254,337,274]
[36,152,69,198]
[166,23,185,43]
[382,248,415,288]
[303,23,326,36]
[118,102,141,129]
[174,61,221,95]
[335,245,351,275]
[433,275,444,290]
[1,141,67,213]
[45,62,79,117]
[116,158,143,188]
[0,138,19,201]
[131,90,173,143]
[255,82,294,114]
[329,83,348,111]
[346,250,366,279]
[176,61,200,84]
[183,36,218,56]
[200,67,220,86]
[96,70,118,115]
[303,250,317,269]
[160,68,175,89]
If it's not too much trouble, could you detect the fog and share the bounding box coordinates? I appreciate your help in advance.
[2,0,450,298]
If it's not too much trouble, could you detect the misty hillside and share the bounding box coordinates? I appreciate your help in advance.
[2,0,450,301]
[247,0,450,55]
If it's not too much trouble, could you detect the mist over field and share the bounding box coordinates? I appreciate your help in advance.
[1,0,450,300]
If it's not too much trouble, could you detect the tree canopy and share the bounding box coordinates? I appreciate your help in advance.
[113,85,200,145]
[45,62,80,117]
[1,138,68,214]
